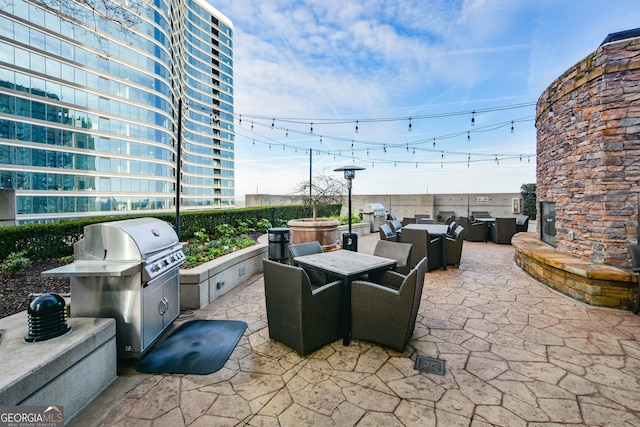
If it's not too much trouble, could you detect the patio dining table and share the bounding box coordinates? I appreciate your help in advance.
[294,250,397,345]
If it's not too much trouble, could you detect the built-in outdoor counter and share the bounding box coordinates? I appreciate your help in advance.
[512,233,637,310]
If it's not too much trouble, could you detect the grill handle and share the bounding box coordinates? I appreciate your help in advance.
[159,297,169,315]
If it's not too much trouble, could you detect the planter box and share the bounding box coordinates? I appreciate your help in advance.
[179,236,268,309]
[0,314,116,423]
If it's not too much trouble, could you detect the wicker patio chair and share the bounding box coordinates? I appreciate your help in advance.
[350,257,427,351]
[379,223,397,241]
[402,217,417,226]
[458,216,487,242]
[373,240,412,275]
[515,215,530,233]
[289,241,327,287]
[489,217,517,244]
[400,227,444,271]
[445,226,465,266]
[263,259,342,356]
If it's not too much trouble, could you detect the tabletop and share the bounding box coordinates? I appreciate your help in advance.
[402,223,449,235]
[294,250,397,278]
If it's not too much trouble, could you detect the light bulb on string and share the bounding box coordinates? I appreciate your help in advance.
[239,114,242,124]
[433,138,436,147]
[412,148,416,155]
[252,139,255,145]
[271,118,274,129]
[319,136,322,144]
[467,131,470,142]
[310,122,313,134]
[471,111,476,126]
[355,120,359,133]
[251,122,254,130]
[286,129,288,137]
[406,144,409,152]
[408,117,412,132]
[383,144,387,153]
[511,121,514,133]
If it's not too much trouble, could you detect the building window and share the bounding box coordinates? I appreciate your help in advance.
[540,202,556,247]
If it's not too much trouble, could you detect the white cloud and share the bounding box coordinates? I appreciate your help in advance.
[210,0,639,201]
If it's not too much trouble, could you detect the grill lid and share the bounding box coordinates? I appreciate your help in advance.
[76,218,179,261]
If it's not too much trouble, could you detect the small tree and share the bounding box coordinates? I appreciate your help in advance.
[291,173,346,219]
[520,183,537,219]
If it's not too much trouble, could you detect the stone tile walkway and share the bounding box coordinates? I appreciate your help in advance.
[70,233,640,426]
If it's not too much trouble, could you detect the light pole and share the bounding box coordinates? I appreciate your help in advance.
[334,165,365,251]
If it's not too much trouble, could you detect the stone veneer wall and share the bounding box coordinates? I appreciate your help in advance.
[536,35,640,268]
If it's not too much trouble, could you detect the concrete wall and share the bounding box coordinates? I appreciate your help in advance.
[246,192,523,221]
[536,34,640,268]
[0,189,16,226]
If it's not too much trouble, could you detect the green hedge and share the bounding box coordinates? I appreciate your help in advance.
[0,204,341,261]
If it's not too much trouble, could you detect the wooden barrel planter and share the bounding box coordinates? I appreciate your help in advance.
[287,218,341,251]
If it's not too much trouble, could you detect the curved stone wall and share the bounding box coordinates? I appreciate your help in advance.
[536,35,640,268]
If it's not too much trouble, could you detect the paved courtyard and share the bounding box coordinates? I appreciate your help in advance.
[70,233,640,426]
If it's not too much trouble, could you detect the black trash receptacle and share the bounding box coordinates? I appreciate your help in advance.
[268,227,290,263]
[342,232,358,252]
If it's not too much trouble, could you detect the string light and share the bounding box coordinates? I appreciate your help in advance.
[239,114,242,124]
[408,117,412,132]
[355,120,359,133]
[471,111,476,126]
[233,105,536,167]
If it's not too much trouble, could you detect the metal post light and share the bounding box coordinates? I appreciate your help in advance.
[334,165,365,251]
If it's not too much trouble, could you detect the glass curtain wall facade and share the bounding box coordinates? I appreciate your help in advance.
[0,0,234,222]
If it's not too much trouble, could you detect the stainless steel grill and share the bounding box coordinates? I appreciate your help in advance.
[362,203,387,232]
[43,218,184,358]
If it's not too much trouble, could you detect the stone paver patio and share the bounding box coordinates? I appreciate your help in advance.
[70,233,640,426]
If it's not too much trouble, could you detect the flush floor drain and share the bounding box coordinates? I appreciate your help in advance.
[415,355,446,375]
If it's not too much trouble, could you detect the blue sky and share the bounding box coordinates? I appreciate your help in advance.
[209,0,640,200]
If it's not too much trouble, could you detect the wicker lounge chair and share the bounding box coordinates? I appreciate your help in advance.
[400,227,444,271]
[289,241,327,287]
[445,226,464,266]
[515,215,530,233]
[489,217,517,244]
[373,240,412,275]
[458,216,487,242]
[379,223,397,241]
[263,259,342,356]
[350,257,427,351]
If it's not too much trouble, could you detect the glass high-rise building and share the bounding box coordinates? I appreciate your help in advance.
[0,0,234,222]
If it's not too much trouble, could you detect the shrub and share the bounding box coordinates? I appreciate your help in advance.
[1,251,32,274]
